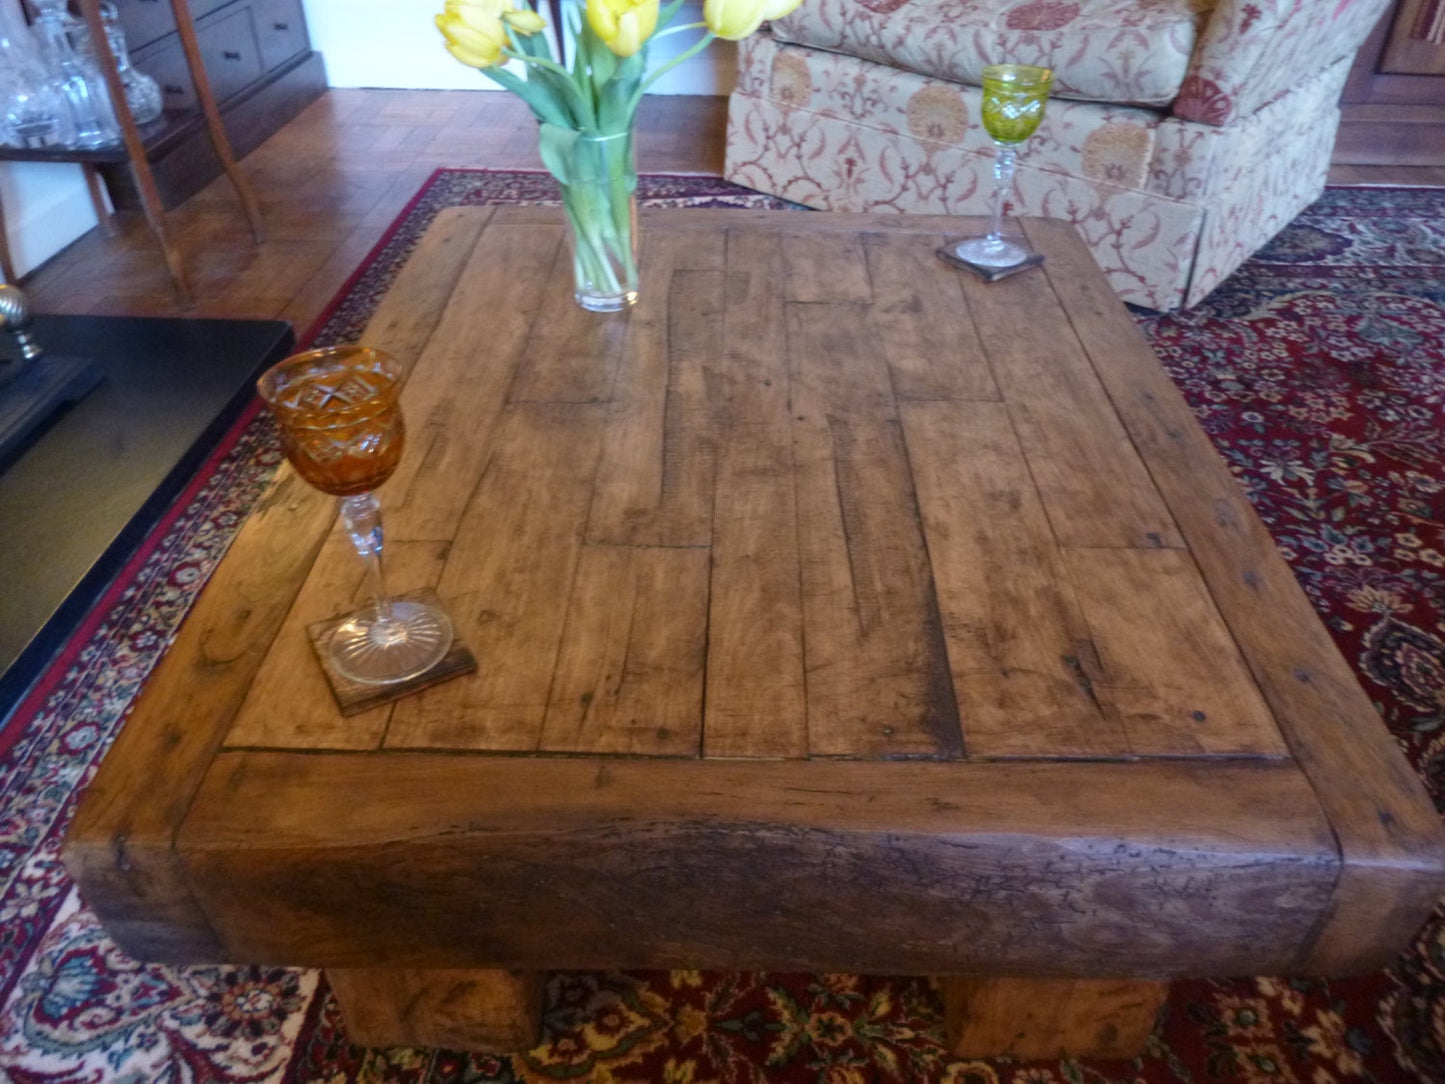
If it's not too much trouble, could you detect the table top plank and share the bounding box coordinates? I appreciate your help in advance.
[901,399,1126,757]
[508,233,628,407]
[705,419,810,758]
[861,231,1001,403]
[1021,216,1445,973]
[644,266,726,547]
[781,228,874,304]
[226,528,388,750]
[584,233,723,548]
[385,403,605,751]
[538,544,709,755]
[1061,547,1288,757]
[703,228,809,758]
[788,298,962,759]
[386,223,563,546]
[226,537,451,750]
[962,267,1186,552]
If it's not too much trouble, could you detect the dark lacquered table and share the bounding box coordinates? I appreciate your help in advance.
[0,313,294,715]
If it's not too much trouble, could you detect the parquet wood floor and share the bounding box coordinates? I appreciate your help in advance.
[17,89,1444,332]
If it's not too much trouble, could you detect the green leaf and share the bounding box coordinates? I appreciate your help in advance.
[538,122,580,184]
[485,65,570,128]
[598,52,644,131]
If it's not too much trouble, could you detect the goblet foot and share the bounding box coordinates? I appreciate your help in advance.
[954,235,1034,269]
[329,598,454,685]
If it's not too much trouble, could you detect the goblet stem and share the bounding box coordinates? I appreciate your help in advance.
[340,491,393,622]
[987,141,1018,247]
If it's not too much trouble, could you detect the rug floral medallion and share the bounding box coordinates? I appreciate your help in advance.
[0,174,1441,1084]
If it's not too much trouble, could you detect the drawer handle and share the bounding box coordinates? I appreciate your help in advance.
[223,50,242,60]
[273,21,289,29]
[164,83,185,94]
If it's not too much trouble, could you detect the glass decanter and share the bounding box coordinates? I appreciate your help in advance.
[96,1,162,124]
[26,0,121,149]
[0,0,73,147]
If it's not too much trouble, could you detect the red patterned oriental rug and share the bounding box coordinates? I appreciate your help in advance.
[0,171,1442,1084]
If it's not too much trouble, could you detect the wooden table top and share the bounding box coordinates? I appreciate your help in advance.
[64,207,1445,980]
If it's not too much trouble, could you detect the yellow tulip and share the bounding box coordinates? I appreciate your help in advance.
[586,0,659,57]
[702,0,766,40]
[503,7,547,34]
[436,0,509,68]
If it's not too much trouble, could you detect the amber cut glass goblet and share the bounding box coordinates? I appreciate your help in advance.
[955,63,1054,269]
[257,345,453,686]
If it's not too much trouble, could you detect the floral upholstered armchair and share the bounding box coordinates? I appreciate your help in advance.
[723,0,1391,310]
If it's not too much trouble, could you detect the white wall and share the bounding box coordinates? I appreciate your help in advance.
[0,162,101,280]
[301,0,736,94]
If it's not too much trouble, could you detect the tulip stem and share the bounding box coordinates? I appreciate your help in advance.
[631,30,715,111]
[650,20,706,41]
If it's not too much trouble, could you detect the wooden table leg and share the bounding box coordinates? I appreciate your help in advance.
[326,968,544,1052]
[941,977,1168,1061]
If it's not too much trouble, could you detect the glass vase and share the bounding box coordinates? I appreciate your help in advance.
[559,130,639,313]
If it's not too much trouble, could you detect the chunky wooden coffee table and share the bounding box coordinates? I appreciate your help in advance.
[64,207,1445,1060]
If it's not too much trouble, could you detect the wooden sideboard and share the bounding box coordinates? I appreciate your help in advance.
[1337,0,1445,165]
[104,0,326,207]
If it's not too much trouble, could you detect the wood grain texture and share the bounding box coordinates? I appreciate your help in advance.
[1022,215,1445,973]
[1061,547,1286,757]
[66,208,1445,996]
[179,754,1338,976]
[327,968,542,1051]
[385,402,606,751]
[61,469,335,960]
[901,400,1118,757]
[61,204,490,961]
[942,977,1169,1060]
[787,299,961,759]
[959,259,1184,551]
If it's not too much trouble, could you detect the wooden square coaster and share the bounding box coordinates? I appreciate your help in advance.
[307,588,477,716]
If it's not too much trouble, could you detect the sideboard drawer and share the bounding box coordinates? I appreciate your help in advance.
[251,0,310,71]
[197,6,265,102]
[113,0,236,51]
[135,37,198,113]
[113,0,175,52]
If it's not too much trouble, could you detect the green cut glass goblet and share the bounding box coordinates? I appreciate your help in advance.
[955,63,1054,270]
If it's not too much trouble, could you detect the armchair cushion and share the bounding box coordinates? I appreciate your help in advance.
[770,0,1215,108]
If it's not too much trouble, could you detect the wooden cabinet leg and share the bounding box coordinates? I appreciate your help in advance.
[940,977,1168,1061]
[326,968,544,1052]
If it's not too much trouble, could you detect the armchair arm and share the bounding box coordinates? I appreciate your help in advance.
[1175,0,1392,125]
